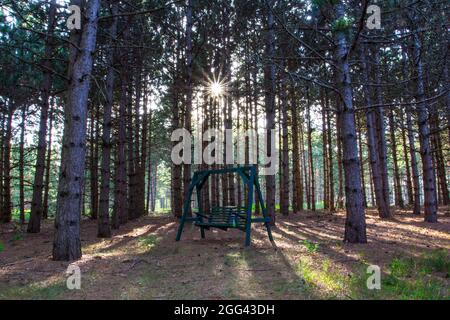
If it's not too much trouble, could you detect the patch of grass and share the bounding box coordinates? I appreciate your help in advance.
[389,257,415,278]
[0,241,4,253]
[273,280,308,298]
[349,250,450,300]
[224,252,246,267]
[295,258,346,297]
[138,234,159,250]
[11,233,24,242]
[0,281,67,300]
[301,239,320,253]
[421,249,450,275]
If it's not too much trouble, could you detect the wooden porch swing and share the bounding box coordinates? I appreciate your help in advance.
[175,165,274,247]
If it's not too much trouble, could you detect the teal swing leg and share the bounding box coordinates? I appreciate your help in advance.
[200,227,205,239]
[175,217,185,241]
[244,168,255,247]
[176,173,200,242]
[254,173,274,243]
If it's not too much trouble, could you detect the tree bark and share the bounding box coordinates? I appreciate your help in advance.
[28,0,57,233]
[98,0,118,237]
[360,45,390,218]
[19,105,27,224]
[43,100,54,220]
[53,0,101,261]
[291,88,302,213]
[183,0,194,213]
[333,1,366,243]
[410,25,438,222]
[263,0,276,224]
[306,88,315,211]
[1,105,13,223]
[389,109,404,208]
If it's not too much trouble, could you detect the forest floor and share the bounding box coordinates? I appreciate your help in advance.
[0,207,449,300]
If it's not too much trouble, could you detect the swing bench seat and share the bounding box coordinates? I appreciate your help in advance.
[194,207,247,230]
[175,165,274,247]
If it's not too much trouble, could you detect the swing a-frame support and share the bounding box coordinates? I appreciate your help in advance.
[175,165,274,247]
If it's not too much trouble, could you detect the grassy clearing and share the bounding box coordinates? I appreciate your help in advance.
[0,281,66,300]
[347,249,449,300]
[291,245,449,300]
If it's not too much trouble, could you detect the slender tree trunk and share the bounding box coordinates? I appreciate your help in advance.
[114,66,129,227]
[429,106,449,206]
[306,89,315,211]
[357,117,367,208]
[389,109,404,208]
[373,49,392,217]
[0,111,4,221]
[280,69,289,216]
[2,105,13,223]
[252,69,260,215]
[300,115,310,210]
[89,104,99,219]
[322,94,329,210]
[336,113,344,210]
[171,55,183,217]
[19,105,27,224]
[410,25,438,222]
[43,101,54,219]
[183,0,194,213]
[140,79,149,216]
[326,96,335,212]
[98,0,118,237]
[264,0,276,224]
[406,108,421,215]
[28,0,57,233]
[291,89,302,213]
[400,109,413,206]
[360,45,390,218]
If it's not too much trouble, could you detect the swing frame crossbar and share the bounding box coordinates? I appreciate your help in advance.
[175,165,274,247]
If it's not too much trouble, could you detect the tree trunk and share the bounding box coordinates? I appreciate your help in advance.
[43,101,54,219]
[360,45,390,218]
[183,0,194,213]
[411,26,438,222]
[389,109,404,208]
[399,109,413,206]
[280,69,289,216]
[19,105,27,224]
[98,0,118,237]
[263,0,276,224]
[291,89,302,213]
[28,0,57,233]
[357,116,367,208]
[373,49,392,217]
[406,108,421,215]
[326,96,335,212]
[113,64,129,227]
[306,88,315,211]
[1,105,13,223]
[171,59,183,217]
[53,0,101,261]
[89,104,99,219]
[333,1,366,243]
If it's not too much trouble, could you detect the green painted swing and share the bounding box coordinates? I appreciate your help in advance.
[175,165,274,247]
